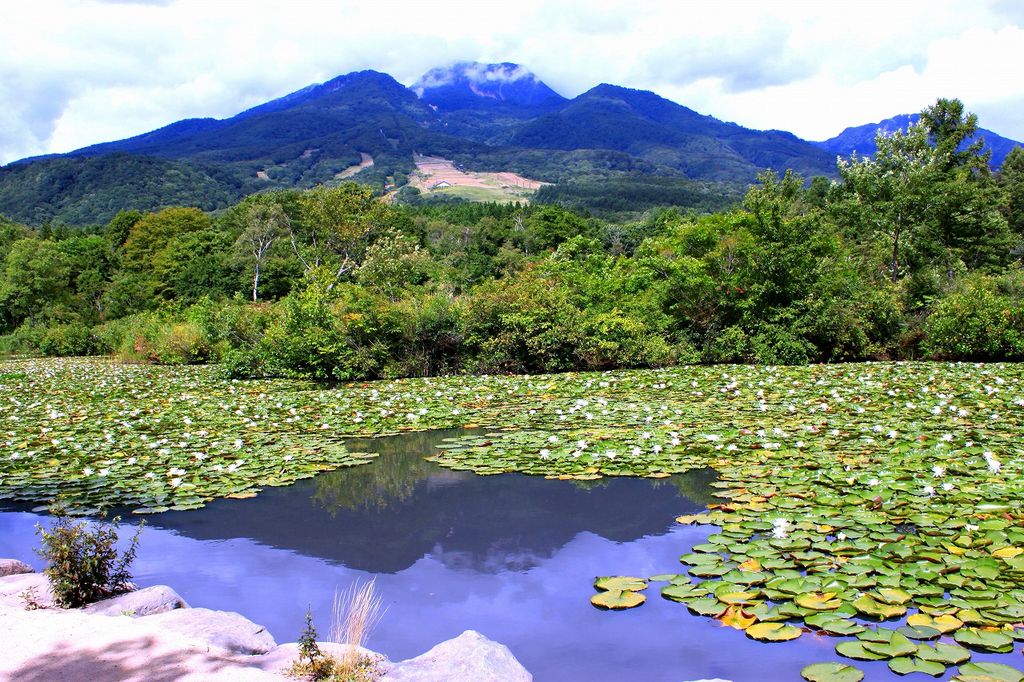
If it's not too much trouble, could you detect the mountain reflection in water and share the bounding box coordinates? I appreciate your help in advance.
[132,429,718,573]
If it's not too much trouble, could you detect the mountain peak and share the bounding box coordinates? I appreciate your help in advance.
[412,62,564,110]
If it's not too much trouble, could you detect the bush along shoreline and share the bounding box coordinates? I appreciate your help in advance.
[1,98,1023,378]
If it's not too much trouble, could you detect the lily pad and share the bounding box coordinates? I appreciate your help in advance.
[801,662,864,682]
[954,662,1024,682]
[953,627,1014,653]
[594,576,648,592]
[590,589,645,610]
[888,656,945,677]
[745,622,802,642]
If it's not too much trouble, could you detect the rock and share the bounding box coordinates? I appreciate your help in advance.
[143,607,277,655]
[82,585,188,617]
[0,572,54,609]
[384,630,531,682]
[0,559,34,577]
[255,641,385,675]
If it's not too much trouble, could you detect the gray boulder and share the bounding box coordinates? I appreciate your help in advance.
[0,559,34,577]
[143,607,277,654]
[384,630,531,682]
[82,585,188,617]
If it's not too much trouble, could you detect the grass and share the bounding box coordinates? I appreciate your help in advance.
[429,185,531,203]
[330,579,386,679]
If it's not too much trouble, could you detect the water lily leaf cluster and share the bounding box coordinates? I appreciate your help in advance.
[424,361,1024,674]
[2,358,1024,676]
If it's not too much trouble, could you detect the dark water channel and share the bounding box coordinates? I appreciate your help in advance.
[3,430,1011,681]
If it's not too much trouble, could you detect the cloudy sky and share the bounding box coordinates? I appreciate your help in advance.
[1,0,1022,165]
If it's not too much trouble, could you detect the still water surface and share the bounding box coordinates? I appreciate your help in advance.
[2,430,1014,680]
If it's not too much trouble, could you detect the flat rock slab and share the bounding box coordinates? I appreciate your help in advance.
[384,630,532,682]
[0,604,278,681]
[83,585,188,618]
[144,607,277,655]
[0,558,35,577]
[0,572,54,609]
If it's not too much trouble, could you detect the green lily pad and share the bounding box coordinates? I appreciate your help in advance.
[915,642,971,665]
[835,640,887,661]
[852,594,907,619]
[953,627,1015,653]
[888,656,945,677]
[590,589,645,610]
[594,576,648,592]
[805,613,865,636]
[954,661,1024,682]
[745,622,802,642]
[801,662,864,682]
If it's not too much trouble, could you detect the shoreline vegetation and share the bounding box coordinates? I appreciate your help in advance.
[0,99,1020,379]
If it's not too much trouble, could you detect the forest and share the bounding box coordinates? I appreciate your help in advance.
[1,99,1023,381]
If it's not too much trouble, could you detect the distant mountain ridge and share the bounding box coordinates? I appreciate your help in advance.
[814,113,1022,167]
[2,62,1019,224]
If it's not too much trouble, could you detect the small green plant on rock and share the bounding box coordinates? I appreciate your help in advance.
[35,510,143,608]
[288,606,334,681]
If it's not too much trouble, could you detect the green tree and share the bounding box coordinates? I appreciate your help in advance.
[0,238,73,326]
[294,183,394,287]
[998,146,1024,239]
[236,202,289,302]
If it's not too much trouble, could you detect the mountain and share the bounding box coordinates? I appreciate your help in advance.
[413,62,565,111]
[814,114,1023,167]
[509,84,837,182]
[0,62,900,225]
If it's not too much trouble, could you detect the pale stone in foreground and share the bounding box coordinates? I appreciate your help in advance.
[144,607,277,655]
[383,629,532,682]
[0,558,34,577]
[0,571,54,609]
[83,585,189,617]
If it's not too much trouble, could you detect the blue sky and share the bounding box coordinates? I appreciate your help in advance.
[1,0,1021,164]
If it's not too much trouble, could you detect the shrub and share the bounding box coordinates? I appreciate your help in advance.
[923,278,1024,360]
[38,323,100,357]
[35,512,143,608]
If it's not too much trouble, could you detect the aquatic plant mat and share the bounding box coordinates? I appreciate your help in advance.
[2,358,1023,677]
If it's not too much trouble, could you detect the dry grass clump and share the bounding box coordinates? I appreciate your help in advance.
[288,580,385,682]
[331,579,386,679]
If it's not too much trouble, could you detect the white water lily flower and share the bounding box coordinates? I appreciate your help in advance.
[983,451,1002,473]
[923,485,936,496]
[539,449,551,460]
[82,467,93,476]
[631,446,642,456]
[941,482,955,492]
[771,518,790,539]
[170,477,182,488]
[932,465,945,477]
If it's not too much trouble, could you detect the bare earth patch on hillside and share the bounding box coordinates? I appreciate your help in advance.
[337,152,375,179]
[408,154,546,203]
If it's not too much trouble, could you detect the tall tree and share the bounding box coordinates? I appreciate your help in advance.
[237,203,289,302]
[293,183,393,288]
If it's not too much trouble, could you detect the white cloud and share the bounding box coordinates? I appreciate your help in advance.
[1,0,1021,164]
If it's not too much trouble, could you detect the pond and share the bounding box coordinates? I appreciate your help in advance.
[5,429,1017,681]
[0,430,802,680]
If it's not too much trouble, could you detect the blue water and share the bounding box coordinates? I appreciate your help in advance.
[2,430,1019,680]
